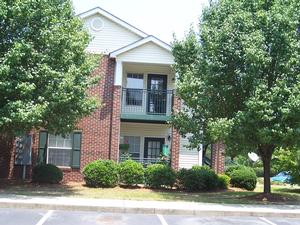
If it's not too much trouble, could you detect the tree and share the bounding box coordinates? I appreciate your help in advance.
[0,0,99,136]
[172,0,300,194]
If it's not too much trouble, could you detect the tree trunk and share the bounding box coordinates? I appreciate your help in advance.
[259,145,275,194]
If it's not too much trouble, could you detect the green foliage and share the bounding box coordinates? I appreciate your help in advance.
[273,148,300,184]
[225,165,248,176]
[177,166,219,191]
[32,164,63,184]
[144,164,176,189]
[253,167,264,178]
[0,0,100,135]
[253,167,277,178]
[172,0,300,193]
[230,167,257,191]
[119,160,144,186]
[177,168,189,188]
[83,160,119,188]
[217,174,231,189]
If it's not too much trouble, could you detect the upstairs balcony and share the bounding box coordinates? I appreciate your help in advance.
[121,88,174,122]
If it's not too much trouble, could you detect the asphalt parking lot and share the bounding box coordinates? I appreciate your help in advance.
[1,208,300,225]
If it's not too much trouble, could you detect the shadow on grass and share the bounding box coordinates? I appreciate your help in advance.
[1,179,300,205]
[147,188,259,204]
[274,187,300,194]
[0,179,77,198]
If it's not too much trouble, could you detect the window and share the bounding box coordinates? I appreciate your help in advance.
[124,136,140,158]
[90,18,104,31]
[126,73,143,106]
[47,134,72,167]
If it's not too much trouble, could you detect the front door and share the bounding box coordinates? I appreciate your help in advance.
[147,74,167,114]
[144,138,165,159]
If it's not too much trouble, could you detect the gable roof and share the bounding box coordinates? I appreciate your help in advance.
[77,7,148,38]
[110,35,172,58]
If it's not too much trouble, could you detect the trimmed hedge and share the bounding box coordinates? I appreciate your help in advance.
[119,160,144,186]
[144,164,176,188]
[225,165,248,176]
[230,167,257,191]
[177,166,220,191]
[83,160,119,188]
[217,174,230,189]
[32,164,63,184]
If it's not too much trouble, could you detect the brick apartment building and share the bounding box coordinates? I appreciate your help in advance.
[0,7,225,182]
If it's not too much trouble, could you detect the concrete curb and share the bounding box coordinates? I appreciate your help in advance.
[1,198,300,218]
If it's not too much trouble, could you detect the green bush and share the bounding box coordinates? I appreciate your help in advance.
[253,167,264,177]
[177,168,189,188]
[32,164,63,184]
[225,165,248,176]
[230,167,257,191]
[119,160,144,186]
[217,174,231,189]
[253,167,277,177]
[82,160,119,188]
[177,166,219,191]
[144,164,176,188]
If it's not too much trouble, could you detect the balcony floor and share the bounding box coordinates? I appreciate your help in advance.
[121,113,170,123]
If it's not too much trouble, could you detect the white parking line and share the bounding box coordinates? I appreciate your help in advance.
[157,214,168,225]
[36,210,54,225]
[259,217,277,225]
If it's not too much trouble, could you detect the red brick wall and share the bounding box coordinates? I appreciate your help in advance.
[171,95,181,170]
[62,56,119,182]
[0,131,39,180]
[0,134,14,179]
[110,86,121,161]
[211,141,225,174]
[0,56,121,182]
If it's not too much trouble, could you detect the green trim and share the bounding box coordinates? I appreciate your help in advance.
[38,131,48,164]
[71,132,82,169]
[121,113,170,122]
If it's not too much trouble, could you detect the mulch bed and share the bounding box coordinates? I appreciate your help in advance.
[240,193,297,203]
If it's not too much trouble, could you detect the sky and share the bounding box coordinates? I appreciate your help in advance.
[72,0,209,44]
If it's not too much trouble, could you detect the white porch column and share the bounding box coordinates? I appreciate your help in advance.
[198,144,203,166]
[114,60,123,86]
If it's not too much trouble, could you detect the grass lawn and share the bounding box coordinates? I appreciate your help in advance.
[1,179,299,205]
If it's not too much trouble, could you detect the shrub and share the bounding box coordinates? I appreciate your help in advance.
[177,166,219,191]
[230,167,257,191]
[32,164,63,184]
[82,160,119,188]
[225,165,248,176]
[144,164,176,188]
[253,167,264,177]
[217,174,231,189]
[119,160,144,186]
[253,167,277,177]
[177,168,189,188]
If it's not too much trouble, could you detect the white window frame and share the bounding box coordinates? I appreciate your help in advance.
[46,134,73,167]
[123,136,141,159]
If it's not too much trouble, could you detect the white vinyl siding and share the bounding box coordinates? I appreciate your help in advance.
[122,63,175,90]
[117,42,174,64]
[83,14,141,54]
[179,135,201,169]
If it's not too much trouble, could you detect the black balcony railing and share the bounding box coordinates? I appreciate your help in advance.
[121,88,173,116]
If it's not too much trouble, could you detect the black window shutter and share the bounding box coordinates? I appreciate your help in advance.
[71,132,81,168]
[38,131,48,164]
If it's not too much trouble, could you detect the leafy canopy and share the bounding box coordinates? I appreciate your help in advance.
[172,0,300,153]
[0,0,99,135]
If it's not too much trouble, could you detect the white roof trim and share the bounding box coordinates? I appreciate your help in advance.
[110,36,172,58]
[78,7,148,38]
